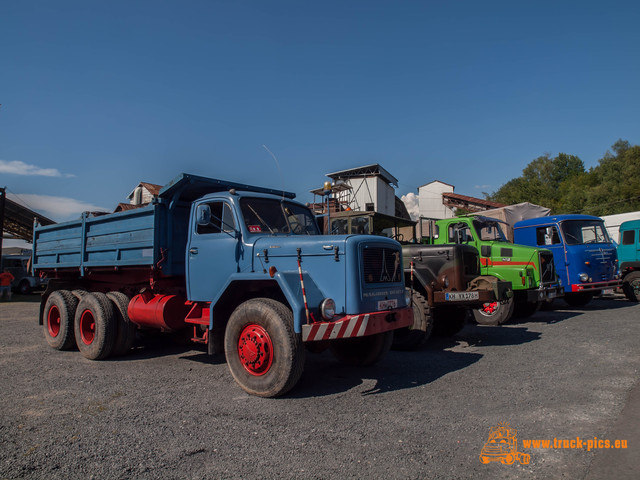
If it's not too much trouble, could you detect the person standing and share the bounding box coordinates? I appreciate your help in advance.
[0,269,15,301]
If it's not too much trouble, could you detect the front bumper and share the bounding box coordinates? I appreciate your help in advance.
[570,279,622,293]
[302,306,413,342]
[526,285,564,302]
[433,280,512,306]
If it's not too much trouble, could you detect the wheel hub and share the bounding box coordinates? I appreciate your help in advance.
[47,306,61,337]
[79,310,96,345]
[238,324,273,376]
[481,302,498,315]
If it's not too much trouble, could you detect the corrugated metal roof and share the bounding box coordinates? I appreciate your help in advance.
[442,192,506,209]
[326,164,398,187]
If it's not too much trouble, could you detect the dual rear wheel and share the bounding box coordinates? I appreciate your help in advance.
[43,290,135,360]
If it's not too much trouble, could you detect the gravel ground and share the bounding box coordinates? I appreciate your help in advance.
[1,295,638,479]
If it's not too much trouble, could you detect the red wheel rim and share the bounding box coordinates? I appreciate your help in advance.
[237,324,273,376]
[481,302,498,315]
[47,305,61,337]
[79,309,96,345]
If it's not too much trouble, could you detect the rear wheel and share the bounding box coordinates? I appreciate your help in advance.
[473,296,514,326]
[74,292,117,360]
[392,291,432,350]
[106,291,136,356]
[622,271,640,302]
[433,306,467,336]
[43,290,78,350]
[330,330,393,366]
[224,298,305,398]
[564,292,593,307]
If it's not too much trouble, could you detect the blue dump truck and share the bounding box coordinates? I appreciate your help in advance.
[618,219,640,302]
[513,214,621,306]
[32,173,412,397]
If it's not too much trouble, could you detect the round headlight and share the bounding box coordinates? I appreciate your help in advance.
[579,273,589,283]
[320,298,336,320]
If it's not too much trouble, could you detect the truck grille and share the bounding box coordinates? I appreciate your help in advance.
[363,246,402,284]
[539,251,556,284]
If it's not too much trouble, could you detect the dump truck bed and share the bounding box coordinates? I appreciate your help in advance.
[32,173,296,277]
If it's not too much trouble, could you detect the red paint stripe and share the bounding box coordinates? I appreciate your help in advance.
[337,319,350,338]
[322,323,335,341]
[481,259,537,270]
[351,315,365,337]
[307,323,321,341]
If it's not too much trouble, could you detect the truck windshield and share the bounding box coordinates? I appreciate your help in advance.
[560,220,611,245]
[240,198,320,235]
[473,219,508,242]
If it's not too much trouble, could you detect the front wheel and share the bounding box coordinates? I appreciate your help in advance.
[224,298,305,398]
[622,272,640,302]
[564,292,593,307]
[330,330,393,366]
[392,290,432,350]
[473,296,514,326]
[513,300,541,318]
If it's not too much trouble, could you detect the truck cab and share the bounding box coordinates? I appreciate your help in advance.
[514,215,621,306]
[618,219,640,301]
[427,215,561,323]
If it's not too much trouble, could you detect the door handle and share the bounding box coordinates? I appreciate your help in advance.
[189,248,199,255]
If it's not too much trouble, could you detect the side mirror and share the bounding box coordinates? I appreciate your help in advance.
[196,204,211,226]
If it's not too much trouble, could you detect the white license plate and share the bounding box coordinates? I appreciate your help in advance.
[548,291,557,299]
[445,292,480,301]
[602,289,614,295]
[378,299,398,310]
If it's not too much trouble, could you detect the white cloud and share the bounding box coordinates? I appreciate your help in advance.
[0,160,75,178]
[7,193,109,221]
[401,192,420,221]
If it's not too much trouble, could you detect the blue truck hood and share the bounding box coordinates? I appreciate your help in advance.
[252,234,407,316]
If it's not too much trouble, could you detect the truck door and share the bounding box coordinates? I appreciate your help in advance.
[619,227,640,263]
[187,200,240,301]
[535,225,567,285]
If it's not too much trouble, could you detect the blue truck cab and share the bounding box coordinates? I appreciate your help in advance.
[513,214,621,306]
[618,219,640,301]
[33,173,412,397]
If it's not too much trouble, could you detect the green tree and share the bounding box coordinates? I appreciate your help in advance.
[487,140,640,215]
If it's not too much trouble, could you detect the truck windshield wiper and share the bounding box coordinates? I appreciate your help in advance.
[247,204,275,234]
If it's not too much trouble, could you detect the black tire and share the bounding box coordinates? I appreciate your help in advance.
[330,330,393,366]
[43,290,78,350]
[473,296,514,326]
[433,306,467,336]
[224,298,305,398]
[392,291,433,350]
[74,292,117,360]
[513,300,541,318]
[106,291,136,356]
[564,292,593,307]
[622,271,640,302]
[18,280,31,295]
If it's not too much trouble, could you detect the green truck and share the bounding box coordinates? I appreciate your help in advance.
[422,215,561,324]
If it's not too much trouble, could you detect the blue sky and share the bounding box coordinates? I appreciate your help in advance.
[2,0,639,230]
